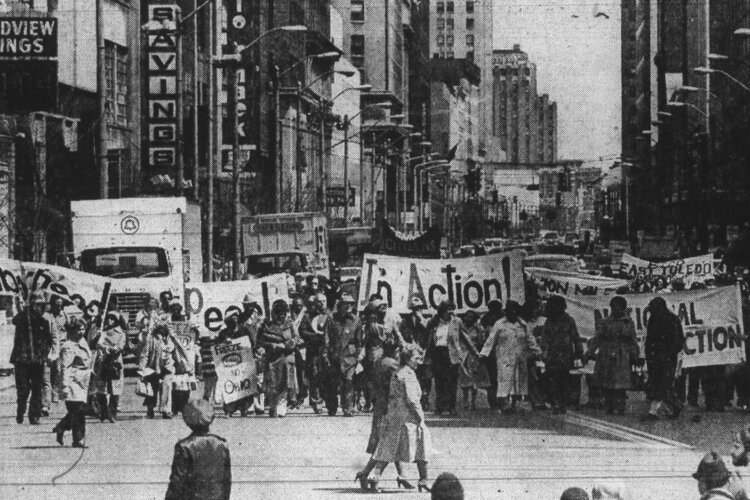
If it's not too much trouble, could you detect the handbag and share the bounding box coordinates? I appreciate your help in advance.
[136,378,154,397]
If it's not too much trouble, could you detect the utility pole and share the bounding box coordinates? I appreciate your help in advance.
[206,0,217,281]
[230,53,241,279]
[295,81,302,211]
[273,65,282,212]
[342,115,349,224]
[192,0,199,200]
[96,0,108,199]
[320,104,326,213]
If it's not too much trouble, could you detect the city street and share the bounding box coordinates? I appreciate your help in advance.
[0,377,708,499]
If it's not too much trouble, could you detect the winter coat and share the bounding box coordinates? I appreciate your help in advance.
[540,313,584,370]
[138,334,176,375]
[366,356,399,454]
[327,312,362,379]
[586,315,639,390]
[94,326,126,395]
[372,365,431,463]
[164,431,231,500]
[258,319,299,396]
[400,313,429,347]
[481,318,541,397]
[299,312,331,375]
[426,316,474,365]
[10,308,53,366]
[362,318,403,365]
[59,337,92,402]
[645,310,684,363]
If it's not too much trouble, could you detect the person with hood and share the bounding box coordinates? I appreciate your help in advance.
[11,290,54,425]
[400,295,432,409]
[53,318,92,448]
[480,300,541,413]
[324,293,361,416]
[642,296,685,421]
[539,295,584,414]
[94,312,126,422]
[258,300,301,418]
[165,398,231,500]
[584,295,639,415]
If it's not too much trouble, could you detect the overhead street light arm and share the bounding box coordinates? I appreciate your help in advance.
[694,66,750,94]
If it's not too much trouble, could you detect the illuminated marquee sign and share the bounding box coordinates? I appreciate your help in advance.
[225,0,254,152]
[144,3,180,171]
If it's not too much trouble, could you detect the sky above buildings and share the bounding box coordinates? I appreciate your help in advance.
[493,0,622,168]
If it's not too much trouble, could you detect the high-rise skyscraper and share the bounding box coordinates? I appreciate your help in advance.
[491,45,557,164]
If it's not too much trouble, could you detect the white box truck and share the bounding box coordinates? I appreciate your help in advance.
[70,197,203,357]
[242,212,329,278]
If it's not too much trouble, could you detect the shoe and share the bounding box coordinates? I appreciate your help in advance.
[41,409,49,417]
[311,405,322,415]
[72,441,86,448]
[16,414,23,424]
[354,471,368,491]
[343,411,354,417]
[368,478,381,493]
[254,408,265,416]
[55,428,64,446]
[107,415,116,423]
[396,477,415,489]
[327,410,337,416]
[146,408,155,419]
[240,408,248,417]
[417,479,431,493]
[29,418,40,425]
[640,413,659,422]
[162,412,173,419]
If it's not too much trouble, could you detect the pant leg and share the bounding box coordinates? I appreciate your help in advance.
[50,360,60,402]
[68,402,86,444]
[447,363,460,412]
[527,359,545,407]
[417,365,432,409]
[276,394,288,417]
[306,357,323,407]
[28,364,45,420]
[96,393,109,420]
[172,390,190,414]
[14,363,31,418]
[549,367,571,410]
[322,366,340,414]
[341,377,354,413]
[203,375,217,403]
[41,363,52,409]
[431,348,450,412]
[485,353,498,409]
[158,374,173,413]
[687,367,702,405]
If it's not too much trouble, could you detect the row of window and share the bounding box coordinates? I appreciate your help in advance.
[436,1,474,14]
[433,51,475,61]
[436,34,474,46]
[436,17,474,30]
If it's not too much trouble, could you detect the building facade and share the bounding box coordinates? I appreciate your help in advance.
[491,45,558,165]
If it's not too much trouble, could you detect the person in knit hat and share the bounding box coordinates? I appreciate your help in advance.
[165,398,231,500]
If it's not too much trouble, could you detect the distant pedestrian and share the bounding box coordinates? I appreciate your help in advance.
[258,300,300,418]
[479,300,504,409]
[458,310,489,411]
[584,296,639,415]
[94,312,126,422]
[400,295,432,409]
[54,318,91,448]
[165,398,231,500]
[299,293,332,414]
[11,290,54,425]
[139,323,177,419]
[642,296,684,421]
[324,293,361,416]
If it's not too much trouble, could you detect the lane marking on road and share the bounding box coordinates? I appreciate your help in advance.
[562,411,693,450]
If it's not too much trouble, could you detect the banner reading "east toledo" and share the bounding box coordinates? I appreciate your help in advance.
[358,251,525,314]
[566,285,745,368]
[619,253,715,284]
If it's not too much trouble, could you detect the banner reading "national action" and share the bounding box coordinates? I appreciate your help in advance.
[358,251,525,314]
[565,285,745,368]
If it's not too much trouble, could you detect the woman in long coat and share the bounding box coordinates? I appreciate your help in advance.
[258,300,300,418]
[480,300,541,413]
[584,295,639,415]
[369,344,432,493]
[54,318,92,447]
[95,312,126,422]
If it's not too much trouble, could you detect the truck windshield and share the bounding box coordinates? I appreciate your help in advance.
[246,253,306,277]
[80,247,169,278]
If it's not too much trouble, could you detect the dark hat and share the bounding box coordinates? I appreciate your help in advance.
[693,451,730,484]
[182,398,214,428]
[430,472,464,500]
[30,289,48,304]
[560,487,590,500]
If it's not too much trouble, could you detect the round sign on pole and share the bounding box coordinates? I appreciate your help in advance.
[121,215,140,234]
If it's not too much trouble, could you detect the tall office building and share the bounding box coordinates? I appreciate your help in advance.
[429,0,498,160]
[491,45,557,164]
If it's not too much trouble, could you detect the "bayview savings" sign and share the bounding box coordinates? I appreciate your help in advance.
[0,17,57,57]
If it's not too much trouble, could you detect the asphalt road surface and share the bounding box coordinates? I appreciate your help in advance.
[0,378,713,499]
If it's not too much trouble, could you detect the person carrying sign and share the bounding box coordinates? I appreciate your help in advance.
[584,296,639,415]
[258,300,301,418]
[642,297,685,421]
[216,312,256,417]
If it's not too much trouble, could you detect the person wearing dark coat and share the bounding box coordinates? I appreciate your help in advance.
[324,293,361,416]
[11,290,54,425]
[539,295,584,414]
[584,295,639,415]
[479,300,503,409]
[165,398,231,500]
[642,296,685,420]
[400,295,432,409]
[298,293,332,413]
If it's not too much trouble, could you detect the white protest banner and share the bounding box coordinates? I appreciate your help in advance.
[566,285,745,368]
[212,336,257,404]
[0,259,112,313]
[526,267,630,298]
[358,251,525,314]
[618,253,714,284]
[184,274,289,336]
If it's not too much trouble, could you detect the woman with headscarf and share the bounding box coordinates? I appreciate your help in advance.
[94,312,126,422]
[426,301,478,416]
[480,300,542,413]
[54,318,92,447]
[367,343,432,492]
[258,299,301,418]
[360,299,404,413]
